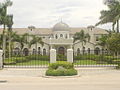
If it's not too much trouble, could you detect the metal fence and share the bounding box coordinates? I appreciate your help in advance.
[3,50,120,68]
[3,50,50,68]
[73,50,120,67]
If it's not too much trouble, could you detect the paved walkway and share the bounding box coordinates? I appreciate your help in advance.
[0,68,120,90]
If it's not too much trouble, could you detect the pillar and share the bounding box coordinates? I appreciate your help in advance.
[67,49,73,63]
[0,50,3,69]
[50,49,56,63]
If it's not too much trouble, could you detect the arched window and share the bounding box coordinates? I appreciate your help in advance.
[38,47,41,54]
[55,34,58,39]
[94,47,100,55]
[32,49,36,55]
[77,48,80,55]
[14,48,20,55]
[65,34,68,39]
[43,49,46,55]
[88,48,90,54]
[60,34,63,38]
[23,48,29,56]
[82,47,85,54]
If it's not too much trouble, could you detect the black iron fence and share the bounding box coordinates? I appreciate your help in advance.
[3,50,120,68]
[3,50,50,68]
[74,50,120,67]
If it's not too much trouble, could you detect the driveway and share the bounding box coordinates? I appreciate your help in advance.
[0,67,120,90]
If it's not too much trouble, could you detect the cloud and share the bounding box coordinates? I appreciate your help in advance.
[0,0,111,30]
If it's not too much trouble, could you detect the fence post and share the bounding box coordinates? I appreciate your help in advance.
[50,49,56,63]
[0,50,3,69]
[67,49,73,63]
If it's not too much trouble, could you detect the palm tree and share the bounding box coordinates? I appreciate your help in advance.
[96,0,120,33]
[97,35,109,49]
[13,33,29,51]
[6,14,13,57]
[73,30,90,54]
[28,35,44,52]
[0,0,13,59]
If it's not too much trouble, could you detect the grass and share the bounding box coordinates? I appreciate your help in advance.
[4,56,118,66]
[74,60,97,65]
[15,60,49,65]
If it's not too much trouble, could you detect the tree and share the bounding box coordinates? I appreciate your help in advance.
[28,35,44,52]
[107,33,120,55]
[13,33,29,51]
[97,35,109,49]
[6,15,13,57]
[73,30,90,54]
[96,0,120,33]
[0,0,13,59]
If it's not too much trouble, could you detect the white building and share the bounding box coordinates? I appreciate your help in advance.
[0,22,108,56]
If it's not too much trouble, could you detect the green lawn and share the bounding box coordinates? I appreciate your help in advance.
[15,60,49,65]
[74,60,97,65]
[4,57,117,66]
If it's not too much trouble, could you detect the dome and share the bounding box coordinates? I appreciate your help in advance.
[53,22,70,31]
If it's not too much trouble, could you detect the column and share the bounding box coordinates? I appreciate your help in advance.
[50,49,56,63]
[67,49,73,63]
[0,50,3,69]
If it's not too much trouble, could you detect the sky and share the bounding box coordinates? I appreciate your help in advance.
[0,0,113,30]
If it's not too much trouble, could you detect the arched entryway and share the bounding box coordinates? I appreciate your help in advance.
[58,47,65,55]
[23,48,29,56]
[94,47,100,55]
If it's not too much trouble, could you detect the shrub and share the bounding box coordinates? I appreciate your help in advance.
[46,69,77,76]
[46,61,77,76]
[49,61,74,69]
[26,55,49,61]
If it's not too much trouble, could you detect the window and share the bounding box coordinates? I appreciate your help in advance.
[38,47,41,54]
[82,47,85,54]
[77,48,80,55]
[60,34,63,38]
[96,36,99,41]
[55,34,58,39]
[43,49,46,55]
[88,48,90,54]
[32,49,36,55]
[65,34,68,39]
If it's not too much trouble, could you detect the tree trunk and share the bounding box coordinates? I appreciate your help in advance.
[112,23,115,32]
[8,30,11,58]
[2,24,6,60]
[117,20,119,33]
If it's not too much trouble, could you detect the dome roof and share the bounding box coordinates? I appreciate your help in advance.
[53,22,70,31]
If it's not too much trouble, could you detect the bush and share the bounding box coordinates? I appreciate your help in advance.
[46,69,77,76]
[4,57,28,65]
[49,61,74,69]
[26,55,49,61]
[46,61,77,76]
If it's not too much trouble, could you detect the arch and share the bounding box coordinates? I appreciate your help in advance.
[94,47,100,55]
[88,48,90,54]
[77,48,80,55]
[38,47,41,54]
[60,34,63,38]
[32,49,36,54]
[43,48,46,55]
[65,34,68,39]
[55,34,58,39]
[82,47,85,54]
[14,48,20,55]
[23,48,29,56]
[58,47,65,55]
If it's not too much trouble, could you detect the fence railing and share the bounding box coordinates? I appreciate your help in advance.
[74,50,120,67]
[3,50,50,68]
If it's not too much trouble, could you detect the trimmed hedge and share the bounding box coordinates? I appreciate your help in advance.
[46,61,78,76]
